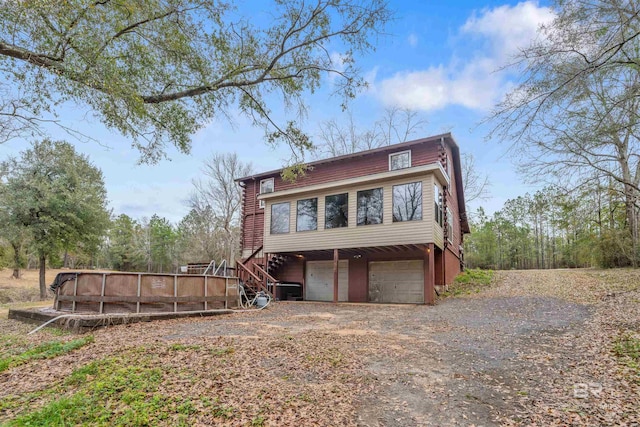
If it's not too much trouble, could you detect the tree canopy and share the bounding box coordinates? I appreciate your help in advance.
[488,0,640,264]
[0,139,110,298]
[0,0,392,162]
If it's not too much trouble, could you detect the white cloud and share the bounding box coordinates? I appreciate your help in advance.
[377,1,554,112]
[461,2,554,60]
[408,33,418,47]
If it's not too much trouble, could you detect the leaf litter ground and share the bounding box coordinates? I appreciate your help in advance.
[0,268,639,426]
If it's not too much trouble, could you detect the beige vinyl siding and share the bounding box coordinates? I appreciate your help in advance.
[264,174,437,253]
[433,176,444,249]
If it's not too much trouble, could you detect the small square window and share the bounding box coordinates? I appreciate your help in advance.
[389,150,411,171]
[259,178,274,209]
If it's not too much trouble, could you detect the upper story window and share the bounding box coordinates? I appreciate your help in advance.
[357,188,383,226]
[446,155,452,179]
[446,207,454,243]
[270,202,290,234]
[296,198,318,232]
[259,178,274,209]
[325,193,348,229]
[389,150,411,171]
[434,185,443,227]
[392,182,422,222]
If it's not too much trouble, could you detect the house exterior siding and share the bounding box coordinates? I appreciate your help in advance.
[263,173,437,253]
[237,133,470,303]
[240,137,447,255]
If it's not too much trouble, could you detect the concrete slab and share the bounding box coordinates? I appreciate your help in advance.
[8,308,235,332]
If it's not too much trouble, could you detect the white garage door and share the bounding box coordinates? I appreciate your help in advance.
[306,260,349,302]
[369,260,424,304]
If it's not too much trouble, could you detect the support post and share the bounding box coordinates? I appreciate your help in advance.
[136,274,141,313]
[173,275,178,313]
[72,275,78,313]
[424,244,436,305]
[204,276,208,311]
[333,249,339,303]
[99,274,106,314]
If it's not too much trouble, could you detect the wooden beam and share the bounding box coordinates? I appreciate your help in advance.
[333,249,339,303]
[424,243,436,305]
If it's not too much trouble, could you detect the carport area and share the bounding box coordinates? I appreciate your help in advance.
[269,244,439,305]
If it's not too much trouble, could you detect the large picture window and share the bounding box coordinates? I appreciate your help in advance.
[392,182,422,222]
[270,202,290,234]
[325,193,348,229]
[357,188,383,226]
[434,185,443,226]
[296,198,318,232]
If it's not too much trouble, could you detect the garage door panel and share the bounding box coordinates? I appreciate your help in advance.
[305,260,348,302]
[369,260,424,304]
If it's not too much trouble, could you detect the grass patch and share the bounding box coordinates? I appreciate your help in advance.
[168,343,201,351]
[454,269,494,285]
[442,269,494,297]
[0,335,94,373]
[6,351,225,426]
[8,354,167,426]
[209,346,235,356]
[613,332,640,379]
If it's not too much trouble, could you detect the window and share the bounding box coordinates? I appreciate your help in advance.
[392,182,422,222]
[446,155,452,178]
[434,185,443,226]
[270,202,290,234]
[259,178,274,209]
[446,207,454,243]
[325,193,348,229]
[389,150,411,171]
[357,188,383,225]
[296,198,318,232]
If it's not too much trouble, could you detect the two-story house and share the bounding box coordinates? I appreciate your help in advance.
[236,133,469,304]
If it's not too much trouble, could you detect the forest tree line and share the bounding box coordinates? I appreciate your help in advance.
[465,179,638,270]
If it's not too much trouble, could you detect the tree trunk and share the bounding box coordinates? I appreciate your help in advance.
[11,241,21,279]
[623,184,638,267]
[39,253,47,300]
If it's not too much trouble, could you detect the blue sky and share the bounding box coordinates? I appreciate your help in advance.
[0,0,554,223]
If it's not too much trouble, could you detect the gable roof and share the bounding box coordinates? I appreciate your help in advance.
[237,132,469,234]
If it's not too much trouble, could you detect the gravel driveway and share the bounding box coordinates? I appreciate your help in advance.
[163,292,593,426]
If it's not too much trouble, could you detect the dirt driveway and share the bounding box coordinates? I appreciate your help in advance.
[1,269,639,426]
[165,293,592,426]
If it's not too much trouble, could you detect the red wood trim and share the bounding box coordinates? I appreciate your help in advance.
[244,245,264,263]
[424,244,435,305]
[333,249,339,303]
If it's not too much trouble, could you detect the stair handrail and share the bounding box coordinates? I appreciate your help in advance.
[214,259,230,277]
[202,260,216,276]
[236,260,272,296]
[242,245,263,263]
[253,263,278,285]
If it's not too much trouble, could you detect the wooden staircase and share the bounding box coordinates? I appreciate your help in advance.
[267,254,288,277]
[236,246,284,300]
